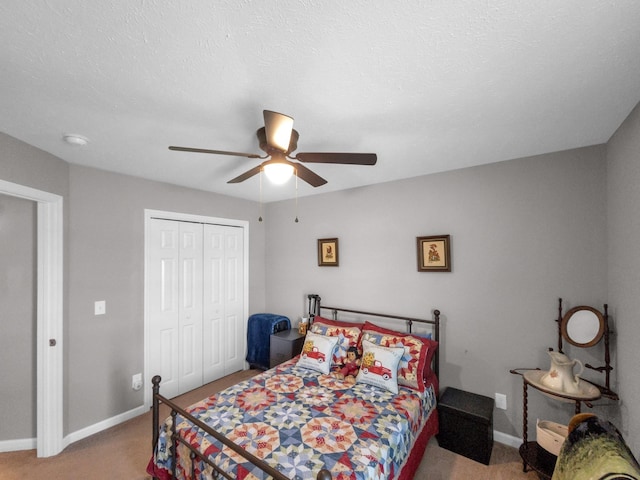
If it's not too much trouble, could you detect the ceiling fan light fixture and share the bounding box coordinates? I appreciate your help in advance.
[263,162,294,184]
[263,110,294,152]
[170,109,376,188]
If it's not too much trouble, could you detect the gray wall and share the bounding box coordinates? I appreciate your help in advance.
[264,145,614,441]
[65,164,267,433]
[606,101,640,451]
[0,132,70,194]
[0,195,36,439]
[0,132,69,441]
[0,133,267,439]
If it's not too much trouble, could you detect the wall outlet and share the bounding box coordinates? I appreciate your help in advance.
[495,393,507,410]
[132,373,142,391]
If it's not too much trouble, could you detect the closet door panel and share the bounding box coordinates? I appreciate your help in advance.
[223,227,244,374]
[148,220,181,399]
[178,223,204,394]
[202,227,225,382]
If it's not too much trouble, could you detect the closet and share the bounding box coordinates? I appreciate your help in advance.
[146,217,245,399]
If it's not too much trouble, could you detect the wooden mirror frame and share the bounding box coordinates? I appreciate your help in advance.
[561,305,605,348]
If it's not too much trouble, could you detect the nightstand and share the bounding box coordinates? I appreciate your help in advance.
[270,330,306,368]
[437,387,495,465]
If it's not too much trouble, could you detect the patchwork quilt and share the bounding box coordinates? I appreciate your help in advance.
[148,358,437,480]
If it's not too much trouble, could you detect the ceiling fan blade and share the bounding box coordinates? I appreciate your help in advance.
[263,110,294,152]
[169,146,264,159]
[294,163,328,187]
[227,165,263,184]
[294,152,377,165]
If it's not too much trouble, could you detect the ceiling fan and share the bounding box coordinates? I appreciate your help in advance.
[169,110,377,187]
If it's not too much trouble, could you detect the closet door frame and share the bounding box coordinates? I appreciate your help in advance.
[143,209,249,409]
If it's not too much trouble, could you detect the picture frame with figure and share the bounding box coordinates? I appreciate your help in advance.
[318,238,339,266]
[417,235,451,272]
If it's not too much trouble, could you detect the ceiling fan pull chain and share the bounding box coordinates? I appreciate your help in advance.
[258,170,263,222]
[294,170,299,223]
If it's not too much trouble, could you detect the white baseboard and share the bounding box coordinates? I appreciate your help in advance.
[1,405,147,455]
[0,437,37,453]
[494,429,522,448]
[63,404,146,449]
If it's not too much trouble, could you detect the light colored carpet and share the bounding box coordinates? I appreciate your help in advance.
[0,370,539,479]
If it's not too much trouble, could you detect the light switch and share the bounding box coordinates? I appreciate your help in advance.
[94,300,106,315]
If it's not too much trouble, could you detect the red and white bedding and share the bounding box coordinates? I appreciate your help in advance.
[148,316,439,480]
[148,358,437,480]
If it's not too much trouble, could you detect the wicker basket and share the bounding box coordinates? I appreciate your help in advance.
[536,419,568,456]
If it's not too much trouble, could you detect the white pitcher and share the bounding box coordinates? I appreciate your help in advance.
[541,351,583,394]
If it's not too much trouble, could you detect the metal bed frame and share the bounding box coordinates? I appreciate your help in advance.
[151,296,441,480]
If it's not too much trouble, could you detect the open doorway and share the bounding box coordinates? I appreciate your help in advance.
[0,179,63,457]
[1,194,36,448]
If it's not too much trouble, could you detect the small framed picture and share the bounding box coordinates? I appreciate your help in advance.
[318,238,339,266]
[417,235,451,272]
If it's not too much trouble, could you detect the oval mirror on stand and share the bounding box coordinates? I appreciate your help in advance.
[561,306,605,348]
[555,298,617,400]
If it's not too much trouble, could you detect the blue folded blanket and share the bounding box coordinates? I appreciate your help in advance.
[246,313,290,369]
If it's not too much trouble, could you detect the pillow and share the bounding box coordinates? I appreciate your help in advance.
[355,339,404,394]
[360,321,437,392]
[310,316,363,368]
[414,330,438,381]
[297,332,339,374]
[421,338,438,380]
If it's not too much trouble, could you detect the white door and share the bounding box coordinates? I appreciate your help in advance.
[221,225,245,375]
[177,222,204,393]
[147,218,245,398]
[147,219,203,398]
[202,224,244,382]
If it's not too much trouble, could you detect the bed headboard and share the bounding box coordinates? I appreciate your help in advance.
[311,296,441,380]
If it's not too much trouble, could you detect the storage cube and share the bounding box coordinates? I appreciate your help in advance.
[437,387,495,465]
[270,330,306,368]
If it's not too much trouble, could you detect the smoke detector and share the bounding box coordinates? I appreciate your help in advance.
[63,134,89,146]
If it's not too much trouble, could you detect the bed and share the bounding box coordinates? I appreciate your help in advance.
[147,302,441,480]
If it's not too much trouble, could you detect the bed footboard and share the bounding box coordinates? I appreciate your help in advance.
[151,375,332,480]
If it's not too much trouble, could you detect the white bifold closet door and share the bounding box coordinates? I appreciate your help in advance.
[202,222,244,383]
[148,218,244,398]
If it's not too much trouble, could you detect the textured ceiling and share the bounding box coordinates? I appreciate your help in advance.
[1,1,639,202]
